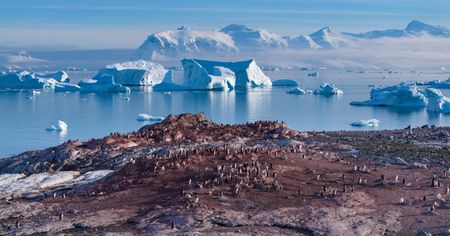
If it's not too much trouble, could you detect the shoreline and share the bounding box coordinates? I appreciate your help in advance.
[1,113,450,235]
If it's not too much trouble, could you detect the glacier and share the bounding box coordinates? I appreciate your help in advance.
[96,60,169,86]
[79,74,130,93]
[272,79,299,87]
[314,83,343,95]
[182,59,271,90]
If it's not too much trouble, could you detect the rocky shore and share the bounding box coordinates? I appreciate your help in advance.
[1,113,450,235]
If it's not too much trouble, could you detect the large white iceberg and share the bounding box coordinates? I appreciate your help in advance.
[351,83,427,108]
[152,70,186,91]
[286,87,312,95]
[181,59,271,90]
[424,88,450,113]
[313,83,343,95]
[351,119,380,127]
[96,60,169,86]
[79,74,130,93]
[272,79,299,87]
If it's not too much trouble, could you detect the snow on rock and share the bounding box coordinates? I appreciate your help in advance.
[350,83,428,108]
[46,120,68,132]
[182,59,271,90]
[272,79,299,87]
[286,87,312,95]
[309,27,350,49]
[79,74,130,93]
[42,71,69,82]
[424,88,450,113]
[152,70,186,91]
[137,114,165,122]
[313,83,343,95]
[220,24,288,49]
[0,170,113,200]
[285,35,321,49]
[351,119,380,127]
[96,60,168,86]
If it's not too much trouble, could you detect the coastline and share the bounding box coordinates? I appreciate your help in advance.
[1,113,450,235]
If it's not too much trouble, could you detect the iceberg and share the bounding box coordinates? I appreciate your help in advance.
[152,70,186,91]
[0,71,57,90]
[54,82,80,92]
[286,87,312,95]
[430,78,450,89]
[313,83,343,95]
[42,71,70,82]
[79,74,130,93]
[137,114,164,122]
[424,88,450,113]
[272,79,299,87]
[96,60,168,86]
[181,59,271,90]
[351,119,380,127]
[46,120,68,132]
[350,83,427,108]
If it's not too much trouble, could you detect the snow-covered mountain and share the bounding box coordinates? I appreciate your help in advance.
[344,20,450,39]
[309,27,350,49]
[284,35,321,49]
[132,26,238,60]
[219,24,288,49]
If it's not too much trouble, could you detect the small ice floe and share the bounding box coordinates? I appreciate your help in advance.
[137,114,164,122]
[45,120,68,132]
[26,96,33,100]
[31,90,41,95]
[313,83,343,95]
[121,97,130,101]
[307,72,318,77]
[351,119,380,127]
[286,87,312,95]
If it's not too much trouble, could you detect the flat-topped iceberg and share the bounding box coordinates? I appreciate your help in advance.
[351,119,380,127]
[424,88,450,113]
[351,83,427,108]
[181,59,271,90]
[272,79,299,87]
[313,83,343,95]
[286,87,312,95]
[79,74,130,93]
[96,60,169,86]
[152,70,186,91]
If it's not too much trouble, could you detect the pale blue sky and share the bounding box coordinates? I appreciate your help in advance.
[1,0,449,49]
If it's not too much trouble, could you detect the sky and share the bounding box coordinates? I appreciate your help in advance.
[1,0,450,49]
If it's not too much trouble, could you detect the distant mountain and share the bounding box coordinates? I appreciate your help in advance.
[284,35,321,49]
[132,21,450,61]
[132,26,238,60]
[309,27,350,49]
[219,24,288,49]
[344,20,450,39]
